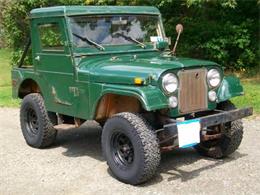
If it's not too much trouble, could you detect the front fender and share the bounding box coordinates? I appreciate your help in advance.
[90,84,169,118]
[217,76,244,102]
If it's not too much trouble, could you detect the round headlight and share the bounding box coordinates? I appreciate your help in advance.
[207,69,221,88]
[162,73,178,94]
[169,96,178,108]
[208,90,217,102]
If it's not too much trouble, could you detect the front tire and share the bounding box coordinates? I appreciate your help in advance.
[20,93,57,148]
[195,101,243,158]
[102,112,160,185]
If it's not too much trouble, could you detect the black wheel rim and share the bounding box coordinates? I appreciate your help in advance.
[25,107,39,135]
[111,132,134,167]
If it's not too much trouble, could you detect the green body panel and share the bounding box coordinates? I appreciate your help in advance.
[12,6,244,120]
[217,76,243,102]
[77,52,218,84]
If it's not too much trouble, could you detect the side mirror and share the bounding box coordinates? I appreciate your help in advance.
[172,24,183,55]
[176,24,183,34]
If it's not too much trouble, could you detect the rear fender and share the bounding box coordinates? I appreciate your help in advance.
[11,69,25,98]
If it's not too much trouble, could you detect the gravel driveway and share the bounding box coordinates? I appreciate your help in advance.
[0,108,259,195]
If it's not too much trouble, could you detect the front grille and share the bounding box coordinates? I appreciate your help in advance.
[178,69,207,114]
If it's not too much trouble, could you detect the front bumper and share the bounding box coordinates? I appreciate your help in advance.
[161,107,253,150]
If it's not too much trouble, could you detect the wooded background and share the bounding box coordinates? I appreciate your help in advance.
[0,0,259,71]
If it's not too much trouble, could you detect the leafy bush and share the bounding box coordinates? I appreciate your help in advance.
[1,0,85,65]
[1,0,259,71]
[157,0,259,71]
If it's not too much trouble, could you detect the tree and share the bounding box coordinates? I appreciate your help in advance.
[1,0,85,63]
[1,0,259,70]
[0,0,11,48]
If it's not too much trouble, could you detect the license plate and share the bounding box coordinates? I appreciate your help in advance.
[177,119,201,148]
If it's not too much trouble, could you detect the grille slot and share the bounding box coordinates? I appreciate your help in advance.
[178,69,207,114]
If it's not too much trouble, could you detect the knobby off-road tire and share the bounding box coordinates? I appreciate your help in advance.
[102,112,160,185]
[195,101,243,159]
[47,111,58,126]
[20,93,57,148]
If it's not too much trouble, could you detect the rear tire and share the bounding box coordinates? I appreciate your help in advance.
[20,93,57,148]
[102,112,160,185]
[195,101,243,158]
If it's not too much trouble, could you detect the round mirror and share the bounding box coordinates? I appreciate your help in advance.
[176,24,183,34]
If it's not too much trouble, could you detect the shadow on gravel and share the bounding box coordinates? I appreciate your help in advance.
[141,149,247,186]
[54,121,104,161]
[52,122,247,186]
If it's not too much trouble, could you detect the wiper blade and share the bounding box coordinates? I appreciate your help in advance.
[72,33,105,51]
[115,33,146,48]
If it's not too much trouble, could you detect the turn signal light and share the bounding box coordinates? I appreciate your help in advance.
[134,77,143,85]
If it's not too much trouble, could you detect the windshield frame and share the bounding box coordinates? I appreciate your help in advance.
[67,14,166,53]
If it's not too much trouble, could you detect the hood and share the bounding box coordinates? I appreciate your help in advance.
[77,52,219,85]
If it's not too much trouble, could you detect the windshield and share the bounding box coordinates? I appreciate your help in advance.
[69,15,164,48]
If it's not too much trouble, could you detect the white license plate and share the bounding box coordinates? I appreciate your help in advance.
[177,119,201,148]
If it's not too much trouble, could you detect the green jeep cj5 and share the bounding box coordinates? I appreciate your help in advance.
[12,6,253,185]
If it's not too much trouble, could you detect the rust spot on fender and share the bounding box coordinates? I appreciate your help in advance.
[95,94,141,121]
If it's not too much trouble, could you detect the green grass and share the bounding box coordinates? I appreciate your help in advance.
[0,48,259,114]
[0,49,20,107]
[231,79,260,114]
